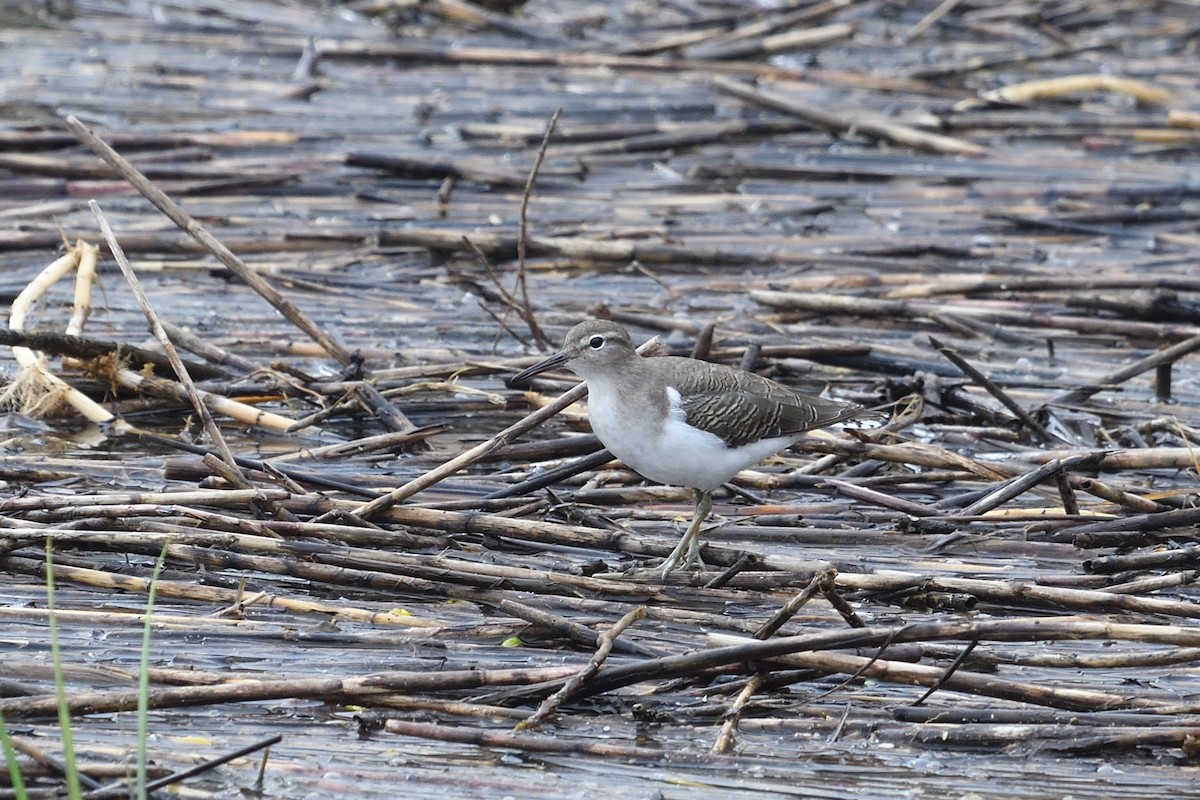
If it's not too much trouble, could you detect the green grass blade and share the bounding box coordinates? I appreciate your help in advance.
[0,710,29,800]
[45,541,83,800]
[136,546,168,800]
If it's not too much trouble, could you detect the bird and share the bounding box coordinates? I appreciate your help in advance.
[507,319,876,574]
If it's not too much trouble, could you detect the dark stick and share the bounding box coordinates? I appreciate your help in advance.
[755,567,834,639]
[484,447,611,500]
[912,640,978,706]
[1084,544,1200,575]
[1055,472,1081,516]
[0,327,228,381]
[1156,362,1173,402]
[82,735,283,799]
[929,335,1057,443]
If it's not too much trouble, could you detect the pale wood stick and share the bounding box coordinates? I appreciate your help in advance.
[350,381,588,519]
[4,241,113,423]
[980,74,1170,106]
[8,245,81,362]
[0,664,580,719]
[711,672,765,754]
[64,238,98,350]
[4,554,442,629]
[114,367,299,432]
[0,488,286,512]
[679,1,856,58]
[685,23,853,60]
[711,74,987,156]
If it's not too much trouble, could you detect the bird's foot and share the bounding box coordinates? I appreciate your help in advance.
[659,530,705,576]
[659,489,713,576]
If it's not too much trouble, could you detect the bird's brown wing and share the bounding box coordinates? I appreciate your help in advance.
[662,358,866,448]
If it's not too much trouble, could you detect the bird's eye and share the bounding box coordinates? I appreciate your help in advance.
[588,335,604,349]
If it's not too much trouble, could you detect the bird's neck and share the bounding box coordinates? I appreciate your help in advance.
[578,355,651,394]
[581,356,663,422]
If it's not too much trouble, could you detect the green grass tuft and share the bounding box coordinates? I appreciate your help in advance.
[0,708,30,800]
[46,541,83,800]
[136,546,168,800]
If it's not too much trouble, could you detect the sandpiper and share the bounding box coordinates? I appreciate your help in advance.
[509,320,874,573]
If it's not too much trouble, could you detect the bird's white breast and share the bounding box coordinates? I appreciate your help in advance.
[585,378,796,492]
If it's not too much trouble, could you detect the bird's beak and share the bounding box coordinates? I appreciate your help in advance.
[506,349,570,388]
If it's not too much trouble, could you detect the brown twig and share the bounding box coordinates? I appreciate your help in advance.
[465,236,537,347]
[1054,472,1081,515]
[65,116,352,366]
[511,107,560,350]
[900,0,964,43]
[820,571,864,628]
[711,672,764,754]
[755,567,836,639]
[517,605,646,730]
[89,202,246,479]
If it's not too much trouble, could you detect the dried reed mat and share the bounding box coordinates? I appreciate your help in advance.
[4,1,1200,797]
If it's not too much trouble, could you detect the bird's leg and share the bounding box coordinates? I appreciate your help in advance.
[660,489,713,575]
